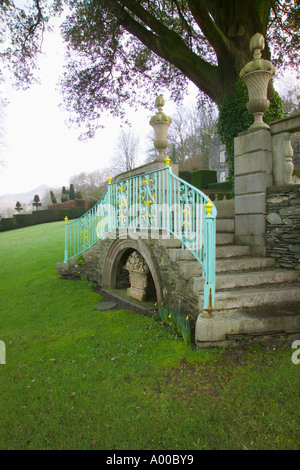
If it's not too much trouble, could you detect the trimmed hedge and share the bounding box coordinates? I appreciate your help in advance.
[207,181,232,190]
[179,169,217,189]
[0,218,16,231]
[191,170,217,189]
[48,199,90,211]
[206,181,234,200]
[178,171,192,184]
[0,207,87,232]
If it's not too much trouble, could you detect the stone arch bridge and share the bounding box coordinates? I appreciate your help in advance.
[56,160,217,327]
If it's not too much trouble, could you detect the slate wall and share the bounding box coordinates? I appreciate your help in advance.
[266,184,300,270]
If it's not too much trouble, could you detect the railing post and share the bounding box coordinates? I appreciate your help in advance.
[165,156,172,234]
[64,216,69,263]
[107,176,112,231]
[203,200,216,316]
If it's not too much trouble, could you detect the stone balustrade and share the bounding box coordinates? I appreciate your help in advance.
[270,112,300,186]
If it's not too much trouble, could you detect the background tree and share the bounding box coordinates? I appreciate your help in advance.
[0,94,7,169]
[280,83,300,116]
[32,194,41,211]
[69,169,110,203]
[169,102,218,170]
[2,2,299,126]
[109,129,140,176]
[54,0,298,140]
[61,185,69,203]
[50,190,57,204]
[15,201,23,214]
[69,183,75,200]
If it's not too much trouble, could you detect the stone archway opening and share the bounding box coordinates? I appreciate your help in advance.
[103,239,162,306]
[116,249,135,290]
[111,248,157,303]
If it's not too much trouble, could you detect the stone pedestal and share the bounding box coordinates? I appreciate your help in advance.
[125,250,150,301]
[127,270,149,301]
[234,128,273,255]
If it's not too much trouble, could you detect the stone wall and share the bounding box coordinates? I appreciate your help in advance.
[56,238,113,284]
[266,184,300,270]
[147,238,199,319]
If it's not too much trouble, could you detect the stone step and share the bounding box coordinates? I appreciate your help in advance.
[216,218,234,233]
[158,231,234,247]
[168,244,251,262]
[216,256,275,273]
[191,268,300,292]
[177,255,275,278]
[207,284,300,310]
[216,233,234,245]
[195,303,300,348]
[216,245,251,258]
[214,199,235,219]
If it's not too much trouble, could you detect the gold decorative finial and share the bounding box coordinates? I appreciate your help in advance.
[64,216,68,223]
[108,176,112,184]
[205,199,213,216]
[165,156,171,166]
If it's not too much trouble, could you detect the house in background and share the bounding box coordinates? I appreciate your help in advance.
[208,131,300,183]
[208,136,229,182]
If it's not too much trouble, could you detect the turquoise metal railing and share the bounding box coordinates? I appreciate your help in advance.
[63,162,217,310]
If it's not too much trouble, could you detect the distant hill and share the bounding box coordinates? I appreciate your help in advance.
[0,184,50,217]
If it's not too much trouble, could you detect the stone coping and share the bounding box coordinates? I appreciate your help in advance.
[114,161,179,181]
[267,183,300,193]
[270,112,300,135]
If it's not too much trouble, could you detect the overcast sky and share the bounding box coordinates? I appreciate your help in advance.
[0,18,180,196]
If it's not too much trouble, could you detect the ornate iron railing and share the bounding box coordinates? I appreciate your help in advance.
[63,161,217,309]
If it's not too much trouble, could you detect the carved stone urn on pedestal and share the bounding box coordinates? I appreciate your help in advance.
[149,95,172,162]
[240,33,276,130]
[125,251,150,301]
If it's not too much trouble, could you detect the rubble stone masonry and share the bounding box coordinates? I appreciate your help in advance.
[266,184,300,270]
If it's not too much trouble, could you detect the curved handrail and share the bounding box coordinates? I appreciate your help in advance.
[63,164,216,310]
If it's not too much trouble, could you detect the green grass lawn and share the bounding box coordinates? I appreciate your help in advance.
[0,221,299,450]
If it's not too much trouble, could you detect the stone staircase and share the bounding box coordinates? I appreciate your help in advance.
[166,199,300,347]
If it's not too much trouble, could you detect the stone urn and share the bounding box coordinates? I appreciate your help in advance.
[125,251,150,301]
[240,33,276,130]
[149,95,172,162]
